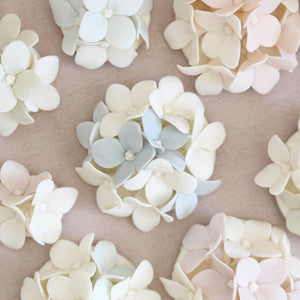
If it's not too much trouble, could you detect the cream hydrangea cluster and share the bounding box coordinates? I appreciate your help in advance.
[49,0,153,69]
[76,76,225,232]
[255,118,300,237]
[161,213,300,300]
[0,160,77,249]
[0,14,60,137]
[164,0,300,95]
[21,233,161,300]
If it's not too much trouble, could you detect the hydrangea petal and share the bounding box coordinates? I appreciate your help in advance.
[106,16,136,50]
[100,112,127,138]
[123,170,152,190]
[21,276,44,300]
[195,70,224,96]
[181,249,208,273]
[36,84,60,111]
[18,30,39,48]
[286,210,300,236]
[119,122,143,153]
[0,112,18,136]
[93,101,109,122]
[49,0,77,28]
[292,169,300,190]
[105,84,132,113]
[175,193,198,219]
[47,276,73,300]
[131,260,153,289]
[238,287,256,300]
[0,14,21,49]
[255,284,288,300]
[160,126,190,150]
[77,121,95,149]
[236,257,260,287]
[164,114,190,134]
[157,150,185,171]
[70,271,92,299]
[224,240,251,258]
[195,179,221,196]
[108,0,144,16]
[0,83,18,113]
[183,224,210,249]
[92,279,113,300]
[0,218,25,249]
[142,109,162,141]
[84,0,107,11]
[114,161,135,188]
[75,45,107,69]
[257,258,287,285]
[62,26,79,56]
[34,56,59,85]
[92,240,117,272]
[79,12,108,43]
[158,76,184,105]
[96,182,123,211]
[10,102,34,125]
[107,46,137,68]
[134,142,155,172]
[92,138,125,168]
[254,163,283,188]
[1,41,31,75]
[132,205,161,232]
[165,171,197,194]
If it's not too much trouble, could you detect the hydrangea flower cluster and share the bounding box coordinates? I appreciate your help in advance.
[49,0,153,70]
[76,76,225,232]
[21,233,161,300]
[161,213,300,300]
[0,160,77,249]
[0,14,60,137]
[255,118,300,237]
[164,0,300,95]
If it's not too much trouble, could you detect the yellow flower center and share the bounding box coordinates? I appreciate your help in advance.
[103,8,113,19]
[125,150,135,161]
[249,281,259,293]
[5,74,16,85]
[241,239,251,248]
[14,188,24,196]
[228,279,234,289]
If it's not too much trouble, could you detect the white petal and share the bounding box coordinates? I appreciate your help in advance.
[292,169,300,190]
[108,0,144,16]
[100,112,127,137]
[286,210,300,236]
[268,135,290,165]
[145,175,173,206]
[1,41,31,75]
[226,216,245,242]
[158,76,184,105]
[161,278,191,298]
[0,83,17,112]
[34,56,59,84]
[0,14,21,49]
[84,0,107,11]
[164,114,190,134]
[92,240,117,272]
[124,170,152,190]
[21,276,44,300]
[49,0,78,28]
[11,102,34,125]
[36,84,60,111]
[105,83,132,112]
[251,240,282,257]
[224,240,250,258]
[18,30,39,48]
[107,46,137,68]
[79,12,108,43]
[244,220,271,242]
[287,256,300,278]
[195,71,224,96]
[146,158,174,173]
[70,271,92,299]
[106,16,136,50]
[75,46,107,69]
[0,112,18,136]
[175,193,198,219]
[132,206,161,232]
[92,279,113,300]
[111,278,130,300]
[131,80,156,107]
[254,163,283,188]
[47,276,73,300]
[131,260,154,289]
[79,233,95,263]
[165,171,197,194]
[0,218,25,249]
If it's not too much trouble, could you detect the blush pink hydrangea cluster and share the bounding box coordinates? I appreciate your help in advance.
[161,213,300,300]
[164,0,300,95]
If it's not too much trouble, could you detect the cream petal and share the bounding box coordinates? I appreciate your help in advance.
[165,171,197,194]
[130,260,153,289]
[138,0,153,15]
[75,46,107,69]
[255,163,283,188]
[34,56,59,84]
[105,83,132,113]
[0,83,17,113]
[252,64,280,95]
[195,10,225,31]
[107,46,137,68]
[238,287,256,300]
[160,278,191,299]
[106,16,136,50]
[132,289,161,300]
[0,218,25,249]
[111,278,130,300]
[10,102,34,125]
[281,0,299,12]
[79,12,108,43]
[78,233,94,263]
[49,0,77,28]
[36,84,60,111]
[224,240,251,258]
[202,31,225,59]
[164,20,193,50]
[268,135,289,165]
[195,71,224,96]
[158,76,184,105]
[251,240,282,257]
[92,279,113,300]
[226,216,245,241]
[92,240,117,272]
[0,112,18,136]
[287,256,300,278]
[145,175,173,206]
[47,276,73,300]
[132,205,161,232]
[286,210,300,236]
[244,220,271,242]
[21,276,44,300]
[131,80,156,107]
[292,169,300,190]
[269,171,291,195]
[0,14,21,49]
[96,183,123,211]
[174,0,193,21]
[100,112,127,137]
[278,22,300,55]
[108,0,144,16]
[220,35,240,69]
[123,170,152,190]
[228,69,254,93]
[164,114,190,134]
[18,30,39,48]
[1,41,31,75]
[62,26,79,56]
[70,271,92,299]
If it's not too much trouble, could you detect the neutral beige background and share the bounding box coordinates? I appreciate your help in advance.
[1,0,300,299]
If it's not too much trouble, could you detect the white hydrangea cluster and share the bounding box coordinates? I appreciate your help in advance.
[21,233,161,300]
[161,213,300,300]
[164,0,300,95]
[49,0,153,69]
[255,118,300,237]
[0,14,60,136]
[76,76,225,232]
[0,160,77,249]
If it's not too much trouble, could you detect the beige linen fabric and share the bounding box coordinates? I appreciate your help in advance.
[1,1,300,299]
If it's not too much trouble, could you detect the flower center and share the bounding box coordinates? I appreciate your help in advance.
[228,279,234,289]
[248,281,259,293]
[223,24,233,35]
[125,150,135,161]
[5,74,16,85]
[39,203,47,212]
[241,239,251,248]
[14,188,24,196]
[155,140,163,147]
[250,15,258,25]
[103,8,113,19]
[125,290,136,300]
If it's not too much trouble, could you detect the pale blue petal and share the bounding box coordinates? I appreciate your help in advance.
[93,101,109,122]
[70,0,83,12]
[161,193,177,213]
[92,138,125,168]
[157,150,185,171]
[175,193,198,220]
[146,138,164,150]
[134,142,155,172]
[142,109,161,141]
[114,161,135,188]
[119,122,143,153]
[76,121,95,149]
[159,126,190,150]
[92,279,112,300]
[195,179,221,196]
[49,0,77,28]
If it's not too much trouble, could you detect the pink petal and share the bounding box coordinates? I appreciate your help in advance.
[192,269,228,295]
[0,184,31,205]
[255,284,288,300]
[0,160,30,193]
[26,172,52,195]
[238,287,256,300]
[209,213,226,242]
[211,255,235,279]
[236,257,260,287]
[181,249,208,273]
[212,289,236,300]
[228,68,253,93]
[182,224,210,250]
[277,22,300,54]
[256,258,288,285]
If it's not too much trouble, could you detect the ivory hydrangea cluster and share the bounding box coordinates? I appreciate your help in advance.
[0,13,60,137]
[76,76,225,232]
[49,0,153,69]
[0,160,77,249]
[21,233,161,300]
[164,0,300,95]
[255,117,300,237]
[161,213,300,300]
